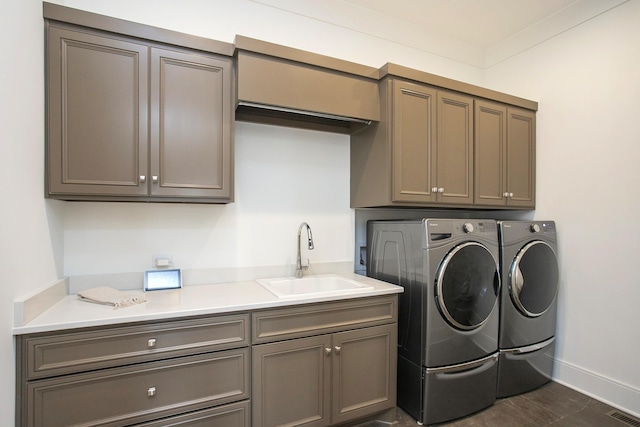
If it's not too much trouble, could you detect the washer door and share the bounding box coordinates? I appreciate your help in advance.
[436,242,500,330]
[509,241,559,317]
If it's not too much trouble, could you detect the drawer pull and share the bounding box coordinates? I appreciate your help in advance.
[147,386,157,397]
[147,338,157,348]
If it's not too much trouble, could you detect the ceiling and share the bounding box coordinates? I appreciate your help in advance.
[250,0,629,68]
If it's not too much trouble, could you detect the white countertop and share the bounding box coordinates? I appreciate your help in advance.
[13,273,402,335]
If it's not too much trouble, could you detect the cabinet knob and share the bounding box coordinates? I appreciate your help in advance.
[325,347,332,356]
[509,192,514,198]
[334,346,341,354]
[503,192,509,198]
[152,175,159,183]
[147,387,157,397]
[139,175,146,183]
[438,187,444,193]
[431,187,438,193]
[147,338,157,348]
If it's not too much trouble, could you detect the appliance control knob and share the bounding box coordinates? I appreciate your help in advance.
[463,223,474,233]
[530,224,541,233]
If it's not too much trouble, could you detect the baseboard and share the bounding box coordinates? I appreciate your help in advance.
[553,357,640,418]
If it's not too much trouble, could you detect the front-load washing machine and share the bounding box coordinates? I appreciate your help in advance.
[497,220,559,398]
[367,218,501,425]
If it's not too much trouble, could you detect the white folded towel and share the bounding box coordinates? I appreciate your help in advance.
[78,286,147,308]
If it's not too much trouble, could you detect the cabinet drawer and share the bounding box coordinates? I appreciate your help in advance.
[26,348,250,427]
[25,314,249,379]
[133,400,250,427]
[252,295,397,344]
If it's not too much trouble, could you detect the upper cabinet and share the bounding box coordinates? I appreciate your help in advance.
[475,101,536,208]
[351,78,474,208]
[234,36,380,135]
[45,11,233,203]
[351,64,537,210]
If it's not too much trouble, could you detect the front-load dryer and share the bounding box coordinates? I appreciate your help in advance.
[367,218,500,425]
[497,220,559,398]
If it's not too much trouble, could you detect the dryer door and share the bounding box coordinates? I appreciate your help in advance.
[436,242,500,330]
[509,241,559,317]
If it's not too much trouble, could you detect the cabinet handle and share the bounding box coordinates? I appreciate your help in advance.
[147,338,157,348]
[325,347,332,356]
[334,346,341,354]
[139,175,146,183]
[152,175,159,183]
[438,187,444,193]
[147,387,156,397]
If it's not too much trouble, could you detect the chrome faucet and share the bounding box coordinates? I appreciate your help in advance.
[296,222,315,278]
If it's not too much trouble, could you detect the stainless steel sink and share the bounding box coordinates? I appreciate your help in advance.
[257,274,373,299]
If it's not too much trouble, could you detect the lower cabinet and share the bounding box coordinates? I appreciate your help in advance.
[16,296,398,427]
[251,296,398,427]
[16,314,251,427]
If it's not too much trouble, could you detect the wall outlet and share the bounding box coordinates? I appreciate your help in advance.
[152,254,173,269]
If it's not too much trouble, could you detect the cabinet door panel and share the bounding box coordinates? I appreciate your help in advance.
[474,101,507,206]
[507,108,536,207]
[27,349,249,427]
[150,47,232,199]
[26,314,249,379]
[332,324,397,425]
[392,80,437,203]
[436,91,473,204]
[134,401,250,427]
[252,336,331,427]
[47,26,148,196]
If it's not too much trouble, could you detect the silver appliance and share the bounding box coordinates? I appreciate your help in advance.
[367,218,500,425]
[497,220,559,397]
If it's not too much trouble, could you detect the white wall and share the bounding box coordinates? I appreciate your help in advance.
[484,0,640,415]
[4,0,639,423]
[62,123,354,276]
[1,1,63,425]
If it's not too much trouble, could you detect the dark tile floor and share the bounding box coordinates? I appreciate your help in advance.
[395,381,630,426]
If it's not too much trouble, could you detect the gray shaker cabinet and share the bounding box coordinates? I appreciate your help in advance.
[46,23,233,203]
[15,314,250,427]
[251,296,398,427]
[474,100,536,208]
[351,78,473,208]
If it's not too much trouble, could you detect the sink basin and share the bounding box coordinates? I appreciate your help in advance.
[257,274,374,299]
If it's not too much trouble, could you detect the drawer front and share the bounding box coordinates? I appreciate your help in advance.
[26,314,249,379]
[252,295,397,344]
[134,400,250,427]
[27,348,250,427]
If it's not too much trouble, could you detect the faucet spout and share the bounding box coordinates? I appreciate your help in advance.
[296,222,314,278]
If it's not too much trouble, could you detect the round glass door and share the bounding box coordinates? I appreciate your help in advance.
[509,241,559,317]
[435,242,500,330]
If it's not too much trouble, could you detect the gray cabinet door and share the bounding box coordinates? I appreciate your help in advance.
[390,80,473,206]
[331,324,397,425]
[149,47,232,200]
[252,335,332,427]
[47,25,149,197]
[252,322,398,427]
[391,79,437,204]
[435,91,474,205]
[474,100,508,205]
[506,107,536,207]
[27,349,249,427]
[474,100,535,208]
